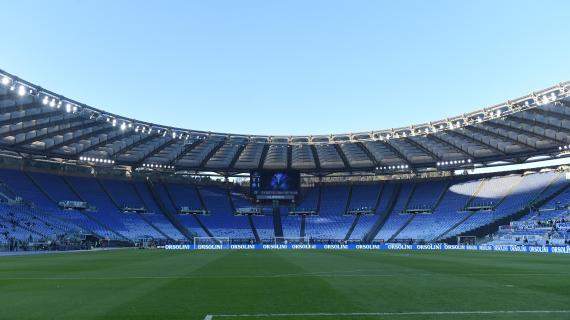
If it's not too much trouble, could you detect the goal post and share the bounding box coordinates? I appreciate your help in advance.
[272,236,310,245]
[457,236,477,245]
[193,237,230,249]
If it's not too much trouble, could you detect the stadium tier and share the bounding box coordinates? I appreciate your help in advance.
[0,167,568,246]
[0,69,568,174]
[0,69,569,247]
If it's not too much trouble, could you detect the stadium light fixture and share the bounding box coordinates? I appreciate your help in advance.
[142,163,174,170]
[559,145,570,151]
[79,156,115,165]
[437,159,472,168]
[1,76,10,86]
[17,85,26,96]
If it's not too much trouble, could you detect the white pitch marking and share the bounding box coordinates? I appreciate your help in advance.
[1,272,568,281]
[203,310,570,319]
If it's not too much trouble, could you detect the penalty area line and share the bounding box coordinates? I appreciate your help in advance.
[203,310,570,319]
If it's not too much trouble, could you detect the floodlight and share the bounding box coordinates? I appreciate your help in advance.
[17,85,26,96]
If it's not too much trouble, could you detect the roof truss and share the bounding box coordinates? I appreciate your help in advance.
[424,134,474,159]
[446,129,507,156]
[334,144,352,171]
[45,126,114,153]
[404,137,441,161]
[383,140,413,166]
[0,114,82,139]
[10,120,101,148]
[468,124,537,151]
[133,138,176,166]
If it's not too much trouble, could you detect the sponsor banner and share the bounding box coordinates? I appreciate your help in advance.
[162,243,570,254]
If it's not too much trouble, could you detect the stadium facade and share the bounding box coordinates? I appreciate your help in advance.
[0,68,569,249]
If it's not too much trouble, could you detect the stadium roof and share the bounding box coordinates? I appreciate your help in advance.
[0,68,569,175]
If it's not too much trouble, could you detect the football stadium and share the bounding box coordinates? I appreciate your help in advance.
[1,2,570,320]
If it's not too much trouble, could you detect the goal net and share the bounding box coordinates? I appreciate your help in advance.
[457,236,477,245]
[272,236,311,245]
[193,237,230,249]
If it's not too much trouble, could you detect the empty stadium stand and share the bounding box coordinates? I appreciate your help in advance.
[0,167,569,246]
[0,68,569,248]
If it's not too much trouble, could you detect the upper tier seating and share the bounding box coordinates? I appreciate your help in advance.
[198,186,253,239]
[349,183,396,240]
[305,186,352,239]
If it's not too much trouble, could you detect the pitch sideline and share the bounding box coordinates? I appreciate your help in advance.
[2,271,570,281]
[203,310,570,319]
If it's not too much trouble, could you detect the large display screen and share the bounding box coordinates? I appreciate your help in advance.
[250,170,300,200]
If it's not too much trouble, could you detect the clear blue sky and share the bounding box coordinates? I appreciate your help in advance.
[1,1,568,136]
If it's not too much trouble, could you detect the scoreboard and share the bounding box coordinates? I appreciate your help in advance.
[250,170,300,201]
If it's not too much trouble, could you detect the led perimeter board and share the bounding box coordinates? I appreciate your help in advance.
[250,170,300,201]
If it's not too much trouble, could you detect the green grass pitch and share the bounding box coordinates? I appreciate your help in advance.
[0,249,569,320]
